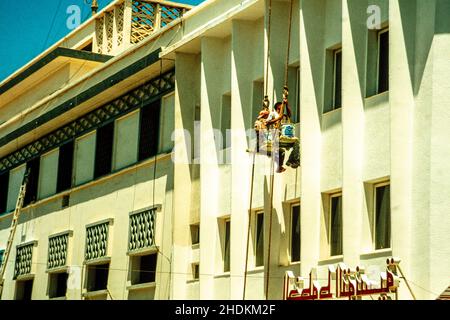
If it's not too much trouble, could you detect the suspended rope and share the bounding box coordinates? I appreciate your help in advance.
[265,0,294,300]
[243,0,273,300]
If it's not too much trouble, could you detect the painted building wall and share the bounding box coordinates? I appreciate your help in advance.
[0,0,449,301]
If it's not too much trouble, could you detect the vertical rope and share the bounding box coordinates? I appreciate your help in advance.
[242,152,256,300]
[264,0,273,98]
[265,0,294,300]
[284,0,294,87]
[265,144,276,300]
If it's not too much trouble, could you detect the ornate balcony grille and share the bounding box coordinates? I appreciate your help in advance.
[14,244,34,279]
[85,222,109,261]
[47,233,69,270]
[129,209,156,252]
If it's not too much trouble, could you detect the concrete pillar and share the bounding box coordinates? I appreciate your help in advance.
[230,19,258,299]
[390,0,415,299]
[299,0,325,277]
[427,0,450,299]
[172,52,200,299]
[342,0,366,267]
[199,37,228,299]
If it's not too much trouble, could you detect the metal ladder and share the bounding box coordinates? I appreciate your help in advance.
[0,168,30,298]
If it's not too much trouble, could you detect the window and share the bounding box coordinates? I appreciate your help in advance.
[86,263,110,292]
[56,141,74,193]
[324,47,342,113]
[139,100,161,161]
[190,224,200,246]
[287,66,300,123]
[15,279,33,300]
[0,249,4,266]
[255,211,264,267]
[130,253,157,285]
[223,219,231,272]
[367,27,389,96]
[94,122,115,179]
[24,158,40,206]
[0,172,9,213]
[333,50,342,109]
[330,194,343,256]
[128,209,158,286]
[192,263,200,280]
[374,183,391,250]
[84,222,110,295]
[290,204,301,263]
[377,29,389,94]
[221,94,231,149]
[48,272,68,299]
[85,222,110,261]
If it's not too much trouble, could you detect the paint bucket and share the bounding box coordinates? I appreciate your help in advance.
[281,124,295,138]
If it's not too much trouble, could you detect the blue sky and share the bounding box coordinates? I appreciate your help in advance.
[0,0,204,82]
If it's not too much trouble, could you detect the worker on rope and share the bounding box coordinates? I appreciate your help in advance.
[262,87,300,173]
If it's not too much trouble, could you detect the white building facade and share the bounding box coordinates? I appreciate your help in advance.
[0,0,449,300]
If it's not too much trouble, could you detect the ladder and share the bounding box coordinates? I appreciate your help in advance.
[0,168,30,298]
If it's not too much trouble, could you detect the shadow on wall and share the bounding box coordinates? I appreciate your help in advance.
[301,0,326,127]
[399,0,435,96]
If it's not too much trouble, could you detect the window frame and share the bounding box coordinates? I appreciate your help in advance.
[190,223,200,247]
[223,218,231,273]
[0,171,9,214]
[373,181,391,250]
[254,210,265,268]
[332,48,342,110]
[129,252,158,285]
[376,28,389,94]
[289,203,301,264]
[191,263,200,281]
[328,193,343,257]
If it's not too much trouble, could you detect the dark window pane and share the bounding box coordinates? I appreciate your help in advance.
[0,172,9,213]
[139,100,161,161]
[15,279,33,300]
[378,31,389,93]
[49,272,68,298]
[224,220,231,272]
[375,185,391,249]
[94,122,114,179]
[24,158,40,206]
[191,224,200,245]
[87,263,109,292]
[57,141,74,193]
[193,264,199,280]
[255,213,264,267]
[139,254,157,284]
[330,196,343,256]
[334,50,342,108]
[291,205,301,262]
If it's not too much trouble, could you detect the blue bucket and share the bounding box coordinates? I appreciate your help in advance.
[281,124,295,138]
